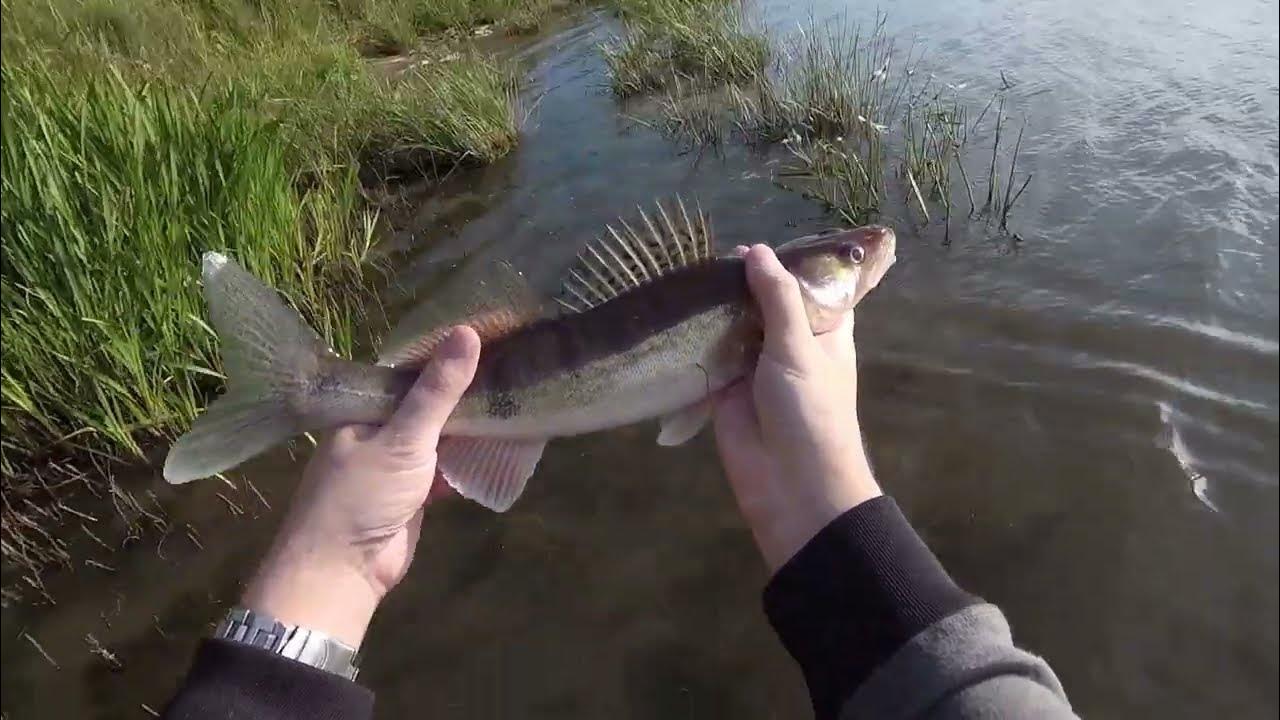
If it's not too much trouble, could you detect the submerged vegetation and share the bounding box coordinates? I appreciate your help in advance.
[604,9,1033,235]
[1,0,534,600]
[603,0,768,96]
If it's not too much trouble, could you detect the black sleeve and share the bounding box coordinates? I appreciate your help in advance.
[162,639,374,720]
[762,496,980,720]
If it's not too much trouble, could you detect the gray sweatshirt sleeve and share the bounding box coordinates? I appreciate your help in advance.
[843,604,1074,719]
[763,497,1076,720]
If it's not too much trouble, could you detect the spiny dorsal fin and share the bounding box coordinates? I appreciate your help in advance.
[555,197,714,313]
[379,261,543,367]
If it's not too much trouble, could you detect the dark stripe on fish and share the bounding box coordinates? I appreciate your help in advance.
[474,257,749,394]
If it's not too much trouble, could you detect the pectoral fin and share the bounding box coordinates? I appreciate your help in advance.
[437,437,546,512]
[657,400,712,447]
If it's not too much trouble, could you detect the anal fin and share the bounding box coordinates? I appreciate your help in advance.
[656,399,712,447]
[437,437,546,512]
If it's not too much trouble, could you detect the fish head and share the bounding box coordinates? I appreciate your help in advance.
[776,225,897,333]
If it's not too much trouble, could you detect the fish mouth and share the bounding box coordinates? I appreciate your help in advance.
[778,224,896,260]
[856,224,896,264]
[851,225,896,305]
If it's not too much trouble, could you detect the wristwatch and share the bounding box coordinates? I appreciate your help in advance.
[214,606,360,680]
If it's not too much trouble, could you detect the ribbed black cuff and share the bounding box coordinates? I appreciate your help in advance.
[763,496,979,720]
[162,639,373,720]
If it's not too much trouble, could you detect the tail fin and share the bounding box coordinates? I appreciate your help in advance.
[164,253,331,484]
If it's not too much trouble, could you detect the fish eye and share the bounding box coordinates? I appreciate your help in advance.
[842,242,866,264]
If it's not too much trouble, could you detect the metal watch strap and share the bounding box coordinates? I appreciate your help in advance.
[214,606,360,681]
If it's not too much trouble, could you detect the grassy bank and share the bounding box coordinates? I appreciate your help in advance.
[1,0,531,597]
[0,63,370,463]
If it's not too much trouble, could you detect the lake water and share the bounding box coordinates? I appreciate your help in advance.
[1,1,1276,718]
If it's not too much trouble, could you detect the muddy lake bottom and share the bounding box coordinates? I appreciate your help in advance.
[2,1,1278,717]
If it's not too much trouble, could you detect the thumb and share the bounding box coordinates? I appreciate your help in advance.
[381,326,481,450]
[745,244,814,368]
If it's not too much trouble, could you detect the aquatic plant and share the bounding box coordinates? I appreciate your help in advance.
[777,135,884,226]
[660,80,726,149]
[636,13,1034,237]
[603,0,769,96]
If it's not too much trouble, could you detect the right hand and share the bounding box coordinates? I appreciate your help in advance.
[242,327,480,647]
[713,245,882,571]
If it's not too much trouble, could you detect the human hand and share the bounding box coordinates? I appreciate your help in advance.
[714,245,881,571]
[241,326,481,647]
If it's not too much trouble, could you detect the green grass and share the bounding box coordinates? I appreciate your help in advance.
[1,0,523,171]
[0,0,523,465]
[603,0,768,96]
[0,62,371,466]
[1,0,563,62]
[0,0,531,593]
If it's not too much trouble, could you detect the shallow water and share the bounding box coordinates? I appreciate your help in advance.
[2,1,1277,718]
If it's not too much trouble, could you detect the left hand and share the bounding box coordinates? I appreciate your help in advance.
[241,326,481,647]
[712,245,879,571]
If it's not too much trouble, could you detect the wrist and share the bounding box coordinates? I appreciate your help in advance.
[242,535,383,648]
[763,448,881,571]
[828,443,881,508]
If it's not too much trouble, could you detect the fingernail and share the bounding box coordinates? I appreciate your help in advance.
[749,245,784,275]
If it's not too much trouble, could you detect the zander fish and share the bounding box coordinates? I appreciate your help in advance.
[164,201,896,511]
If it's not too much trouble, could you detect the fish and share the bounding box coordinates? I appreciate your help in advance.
[164,200,896,511]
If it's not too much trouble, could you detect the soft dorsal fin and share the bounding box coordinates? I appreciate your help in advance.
[555,197,714,314]
[378,307,526,367]
[379,261,542,367]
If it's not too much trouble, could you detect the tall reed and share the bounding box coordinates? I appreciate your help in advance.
[0,64,370,465]
[603,0,768,96]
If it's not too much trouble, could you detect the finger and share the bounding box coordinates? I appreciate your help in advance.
[335,424,379,445]
[732,245,750,257]
[425,470,456,504]
[744,244,814,367]
[713,381,761,435]
[712,382,765,460]
[813,310,855,361]
[382,326,481,449]
[711,382,770,497]
[399,507,427,567]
